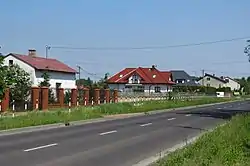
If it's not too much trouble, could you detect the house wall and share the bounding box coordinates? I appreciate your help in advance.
[3,55,36,84]
[3,55,76,89]
[35,71,76,89]
[198,76,225,88]
[225,78,240,91]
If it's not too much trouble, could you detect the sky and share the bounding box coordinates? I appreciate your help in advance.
[0,0,250,79]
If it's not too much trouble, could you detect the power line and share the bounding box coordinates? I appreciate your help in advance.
[48,36,250,51]
[78,66,104,79]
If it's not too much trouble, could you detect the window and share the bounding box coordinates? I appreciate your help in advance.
[207,77,210,81]
[155,86,161,93]
[56,83,62,89]
[9,60,13,66]
[219,84,221,88]
[182,80,185,83]
[207,84,210,87]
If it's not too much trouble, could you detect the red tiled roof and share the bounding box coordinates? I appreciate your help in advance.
[8,53,77,73]
[107,67,175,84]
[161,71,175,84]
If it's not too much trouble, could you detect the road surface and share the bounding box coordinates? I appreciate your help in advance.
[0,100,249,166]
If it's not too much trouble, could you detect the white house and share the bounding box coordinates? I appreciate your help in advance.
[107,65,175,93]
[4,49,77,89]
[198,73,240,91]
[224,77,241,91]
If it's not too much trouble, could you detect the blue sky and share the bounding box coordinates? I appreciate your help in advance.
[1,0,250,79]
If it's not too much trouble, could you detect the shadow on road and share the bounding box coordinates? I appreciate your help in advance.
[176,109,250,120]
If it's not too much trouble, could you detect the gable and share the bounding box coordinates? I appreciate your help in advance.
[5,53,77,74]
[3,55,35,71]
[107,67,175,84]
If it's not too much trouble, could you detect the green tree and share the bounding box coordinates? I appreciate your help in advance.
[0,56,8,99]
[39,71,56,103]
[97,73,109,89]
[39,72,50,87]
[6,64,32,102]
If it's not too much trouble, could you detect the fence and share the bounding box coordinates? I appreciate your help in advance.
[0,87,119,112]
[117,92,216,103]
[0,87,220,112]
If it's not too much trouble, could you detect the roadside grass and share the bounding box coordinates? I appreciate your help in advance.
[154,114,250,166]
[0,97,237,130]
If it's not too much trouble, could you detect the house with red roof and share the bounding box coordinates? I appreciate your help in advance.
[3,49,77,89]
[107,65,175,93]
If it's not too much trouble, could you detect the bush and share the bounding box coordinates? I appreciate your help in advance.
[154,114,250,166]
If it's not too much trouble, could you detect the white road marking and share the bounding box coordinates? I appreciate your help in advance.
[140,123,152,127]
[217,108,222,109]
[168,118,176,121]
[23,143,58,152]
[99,130,117,136]
[185,114,191,117]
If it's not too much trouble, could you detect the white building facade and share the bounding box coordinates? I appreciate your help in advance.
[4,50,77,89]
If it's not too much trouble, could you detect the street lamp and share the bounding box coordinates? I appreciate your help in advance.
[45,45,51,59]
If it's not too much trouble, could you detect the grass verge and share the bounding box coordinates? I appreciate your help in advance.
[154,114,250,166]
[0,97,238,131]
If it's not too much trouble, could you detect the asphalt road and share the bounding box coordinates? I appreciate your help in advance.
[0,100,249,166]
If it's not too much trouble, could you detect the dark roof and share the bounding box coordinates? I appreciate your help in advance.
[6,53,77,73]
[107,67,175,84]
[170,70,191,80]
[204,73,227,83]
[170,70,200,86]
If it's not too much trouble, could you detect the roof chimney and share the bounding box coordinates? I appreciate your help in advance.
[151,65,157,69]
[28,49,36,57]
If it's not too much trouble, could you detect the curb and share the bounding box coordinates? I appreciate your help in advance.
[0,99,246,136]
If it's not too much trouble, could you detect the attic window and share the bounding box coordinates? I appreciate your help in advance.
[152,74,156,78]
[9,60,13,66]
[119,74,123,78]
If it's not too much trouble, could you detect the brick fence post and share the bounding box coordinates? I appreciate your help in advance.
[94,89,100,105]
[112,89,118,103]
[58,88,64,107]
[105,89,110,104]
[41,87,49,111]
[83,88,89,106]
[31,87,40,110]
[71,88,77,107]
[1,88,10,112]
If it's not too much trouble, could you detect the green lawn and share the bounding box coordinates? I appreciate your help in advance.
[0,97,237,131]
[154,114,250,166]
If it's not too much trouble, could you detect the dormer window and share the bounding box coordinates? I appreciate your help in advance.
[153,74,156,78]
[119,74,123,78]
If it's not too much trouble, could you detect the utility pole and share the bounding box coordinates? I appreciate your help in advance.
[76,65,81,87]
[45,45,51,59]
[201,69,205,86]
[244,40,250,62]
